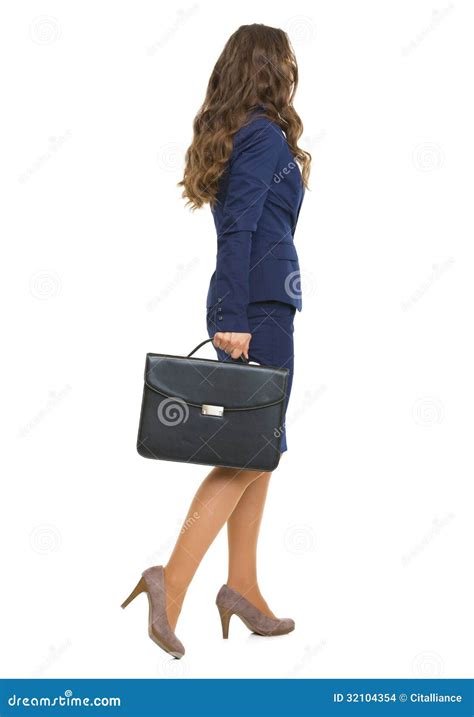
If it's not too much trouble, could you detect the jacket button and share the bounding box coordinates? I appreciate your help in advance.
[218,315,223,320]
[217,297,222,302]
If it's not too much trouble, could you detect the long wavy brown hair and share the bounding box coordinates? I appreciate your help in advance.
[179,24,311,210]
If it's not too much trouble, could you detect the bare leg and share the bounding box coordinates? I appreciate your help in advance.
[164,466,265,630]
[226,471,276,617]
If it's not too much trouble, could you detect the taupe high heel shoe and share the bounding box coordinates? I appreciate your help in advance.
[121,566,185,658]
[216,585,295,639]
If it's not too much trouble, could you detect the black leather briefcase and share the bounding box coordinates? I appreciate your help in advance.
[137,339,289,472]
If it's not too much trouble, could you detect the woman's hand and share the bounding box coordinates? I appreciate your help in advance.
[213,332,251,360]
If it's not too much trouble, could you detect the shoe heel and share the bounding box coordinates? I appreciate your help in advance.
[217,605,232,639]
[121,577,146,609]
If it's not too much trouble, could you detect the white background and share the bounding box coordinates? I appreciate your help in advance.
[1,0,472,680]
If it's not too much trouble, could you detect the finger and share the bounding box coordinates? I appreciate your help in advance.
[220,333,232,353]
[243,337,251,360]
[214,332,230,350]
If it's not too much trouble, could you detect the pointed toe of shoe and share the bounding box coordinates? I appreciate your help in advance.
[171,637,185,659]
[279,618,295,634]
[216,585,295,638]
[149,626,186,658]
[252,616,295,637]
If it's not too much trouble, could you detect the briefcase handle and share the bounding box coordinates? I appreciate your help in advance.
[187,338,248,363]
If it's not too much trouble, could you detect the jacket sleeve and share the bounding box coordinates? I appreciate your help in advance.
[214,119,285,333]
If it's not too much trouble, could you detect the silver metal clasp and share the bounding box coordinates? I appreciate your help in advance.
[201,404,224,417]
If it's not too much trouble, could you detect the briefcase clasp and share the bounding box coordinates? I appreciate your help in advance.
[202,404,224,417]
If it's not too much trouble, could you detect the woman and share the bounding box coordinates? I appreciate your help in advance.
[122,24,310,658]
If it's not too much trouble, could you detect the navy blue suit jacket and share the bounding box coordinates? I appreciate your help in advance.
[206,116,305,333]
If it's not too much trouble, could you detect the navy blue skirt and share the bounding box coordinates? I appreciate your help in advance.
[206,300,296,454]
